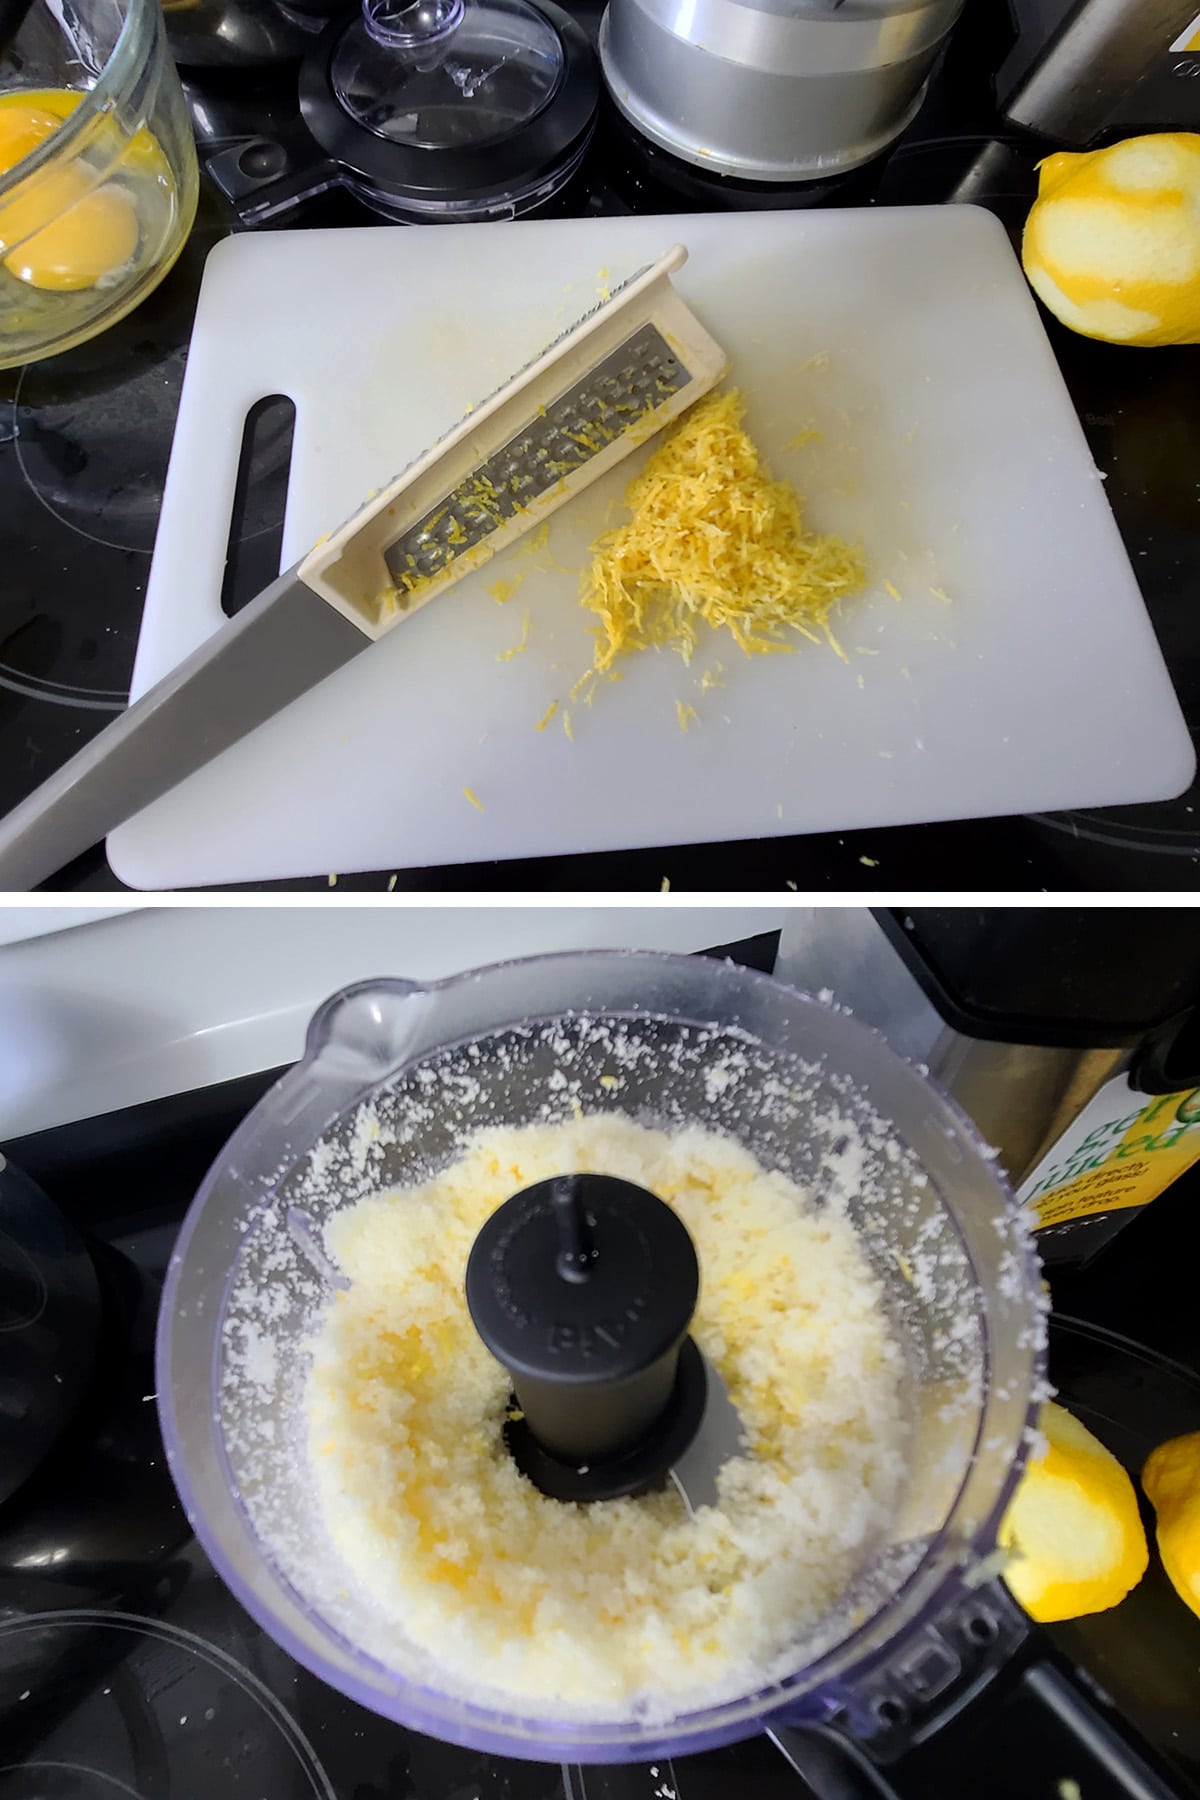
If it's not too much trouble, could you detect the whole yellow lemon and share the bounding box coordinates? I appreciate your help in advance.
[1022,132,1200,347]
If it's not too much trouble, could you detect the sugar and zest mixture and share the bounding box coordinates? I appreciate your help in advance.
[306,1115,909,1711]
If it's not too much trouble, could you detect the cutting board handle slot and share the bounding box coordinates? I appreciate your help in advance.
[220,394,298,619]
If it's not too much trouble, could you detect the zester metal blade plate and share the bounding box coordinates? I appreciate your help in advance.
[383,323,691,595]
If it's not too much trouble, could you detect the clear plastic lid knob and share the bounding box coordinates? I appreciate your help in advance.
[333,0,563,149]
[362,0,466,51]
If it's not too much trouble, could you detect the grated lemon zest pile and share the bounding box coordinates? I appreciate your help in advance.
[578,391,866,684]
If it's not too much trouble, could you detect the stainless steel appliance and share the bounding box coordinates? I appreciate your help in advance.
[996,0,1200,143]
[598,0,966,183]
[774,908,1200,1264]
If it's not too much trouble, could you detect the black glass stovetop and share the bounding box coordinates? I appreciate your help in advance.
[4,928,1200,1799]
[2,1,1198,891]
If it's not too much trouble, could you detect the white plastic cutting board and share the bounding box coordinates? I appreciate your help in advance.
[110,208,1194,888]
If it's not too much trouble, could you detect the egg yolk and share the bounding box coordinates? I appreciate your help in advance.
[2,179,138,290]
[0,92,140,291]
[0,99,61,167]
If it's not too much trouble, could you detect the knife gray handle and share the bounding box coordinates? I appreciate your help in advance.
[0,567,368,891]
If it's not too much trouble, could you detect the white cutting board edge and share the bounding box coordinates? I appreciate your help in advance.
[110,207,1195,888]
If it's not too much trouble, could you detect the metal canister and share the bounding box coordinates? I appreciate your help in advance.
[599,0,966,182]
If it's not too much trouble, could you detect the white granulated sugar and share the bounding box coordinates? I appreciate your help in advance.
[307,1140,338,1183]
[302,1115,910,1713]
[238,1323,277,1388]
[814,1115,867,1216]
[349,1107,382,1173]
[700,1051,748,1106]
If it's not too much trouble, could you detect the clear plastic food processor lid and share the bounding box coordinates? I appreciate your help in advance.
[157,951,1046,1763]
[331,0,563,152]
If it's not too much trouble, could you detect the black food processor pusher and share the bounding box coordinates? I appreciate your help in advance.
[466,1172,743,1507]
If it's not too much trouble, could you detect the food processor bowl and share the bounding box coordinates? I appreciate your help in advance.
[157,950,1047,1763]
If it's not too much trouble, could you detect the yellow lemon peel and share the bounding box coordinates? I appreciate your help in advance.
[1022,132,1200,346]
[999,1401,1148,1622]
[1142,1429,1200,1622]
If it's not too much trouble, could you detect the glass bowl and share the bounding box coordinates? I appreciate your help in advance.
[0,0,199,368]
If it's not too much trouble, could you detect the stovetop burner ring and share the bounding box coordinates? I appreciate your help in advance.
[9,353,188,559]
[0,668,127,712]
[0,1610,337,1800]
[0,1761,148,1796]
